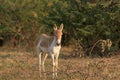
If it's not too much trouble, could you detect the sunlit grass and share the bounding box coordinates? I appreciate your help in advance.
[0,48,120,80]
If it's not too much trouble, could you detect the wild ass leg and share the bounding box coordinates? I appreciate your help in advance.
[51,53,55,78]
[55,52,59,77]
[42,54,48,75]
[37,42,42,74]
[36,46,41,77]
[38,52,42,77]
[38,53,42,69]
[36,50,42,78]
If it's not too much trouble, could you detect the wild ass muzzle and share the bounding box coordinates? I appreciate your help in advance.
[36,23,64,78]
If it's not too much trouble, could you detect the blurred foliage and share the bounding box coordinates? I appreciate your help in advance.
[0,0,120,51]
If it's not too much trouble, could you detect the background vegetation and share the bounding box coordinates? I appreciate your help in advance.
[0,0,120,52]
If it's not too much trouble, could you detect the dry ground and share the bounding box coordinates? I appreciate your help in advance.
[0,47,120,80]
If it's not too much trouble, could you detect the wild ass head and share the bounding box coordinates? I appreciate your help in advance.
[53,24,63,46]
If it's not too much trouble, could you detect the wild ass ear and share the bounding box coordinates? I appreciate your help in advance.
[60,23,64,30]
[53,24,57,31]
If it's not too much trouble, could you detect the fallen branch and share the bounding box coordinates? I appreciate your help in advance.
[89,39,103,56]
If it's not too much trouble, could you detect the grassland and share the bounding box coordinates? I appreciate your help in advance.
[0,47,120,80]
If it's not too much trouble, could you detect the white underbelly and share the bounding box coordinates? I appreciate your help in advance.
[40,46,61,53]
[40,47,50,53]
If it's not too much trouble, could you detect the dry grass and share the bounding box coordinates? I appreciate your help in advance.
[0,47,120,80]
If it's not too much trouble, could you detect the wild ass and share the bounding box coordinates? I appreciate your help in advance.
[36,23,64,77]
